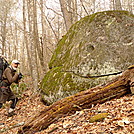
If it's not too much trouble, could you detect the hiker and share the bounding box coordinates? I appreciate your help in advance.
[0,59,23,116]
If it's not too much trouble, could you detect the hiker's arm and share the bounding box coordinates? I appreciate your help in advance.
[5,69,19,84]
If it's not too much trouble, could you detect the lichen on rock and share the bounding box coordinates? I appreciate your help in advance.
[40,10,134,104]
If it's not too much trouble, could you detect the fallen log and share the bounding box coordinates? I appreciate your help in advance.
[18,67,134,134]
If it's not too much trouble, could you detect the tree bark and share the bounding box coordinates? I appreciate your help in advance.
[30,0,39,91]
[40,0,48,73]
[18,68,134,134]
[113,0,122,10]
[1,7,8,55]
[23,0,33,76]
[59,0,78,31]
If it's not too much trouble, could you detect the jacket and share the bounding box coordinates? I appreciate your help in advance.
[2,66,19,86]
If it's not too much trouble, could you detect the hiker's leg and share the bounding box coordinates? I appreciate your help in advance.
[130,87,134,95]
[0,87,8,108]
[10,97,18,109]
[130,80,134,95]
[8,98,18,117]
[0,103,3,108]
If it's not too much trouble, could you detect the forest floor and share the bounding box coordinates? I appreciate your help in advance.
[0,80,134,134]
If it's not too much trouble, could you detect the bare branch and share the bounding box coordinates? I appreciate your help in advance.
[80,0,89,15]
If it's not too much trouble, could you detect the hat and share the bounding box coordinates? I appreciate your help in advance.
[11,60,20,64]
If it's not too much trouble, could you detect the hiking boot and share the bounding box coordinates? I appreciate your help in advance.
[130,87,134,95]
[7,108,16,117]
[0,103,3,108]
[7,111,17,117]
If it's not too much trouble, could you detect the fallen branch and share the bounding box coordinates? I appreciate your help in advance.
[0,122,25,133]
[18,68,134,134]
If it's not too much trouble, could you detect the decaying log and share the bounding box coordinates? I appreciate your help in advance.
[18,67,134,134]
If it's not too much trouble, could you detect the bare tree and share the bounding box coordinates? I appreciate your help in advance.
[0,0,13,55]
[113,0,122,10]
[39,0,48,73]
[59,0,78,31]
[25,0,39,90]
[23,0,33,76]
[127,0,133,13]
[59,0,72,31]
[80,0,89,15]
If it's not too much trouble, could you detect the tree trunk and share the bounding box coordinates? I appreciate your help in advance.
[23,0,33,76]
[1,11,7,55]
[60,0,72,31]
[127,0,133,13]
[113,0,122,10]
[40,0,48,73]
[30,0,39,91]
[18,68,134,134]
[33,0,46,76]
[59,0,76,31]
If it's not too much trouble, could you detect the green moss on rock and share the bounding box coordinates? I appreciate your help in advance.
[40,10,134,104]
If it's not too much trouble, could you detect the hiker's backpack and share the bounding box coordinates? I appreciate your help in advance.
[0,57,9,81]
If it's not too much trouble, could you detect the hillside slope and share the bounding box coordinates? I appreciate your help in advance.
[0,88,133,134]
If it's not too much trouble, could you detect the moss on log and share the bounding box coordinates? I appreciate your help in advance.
[18,68,134,134]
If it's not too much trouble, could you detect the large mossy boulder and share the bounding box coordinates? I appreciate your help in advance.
[40,10,134,105]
